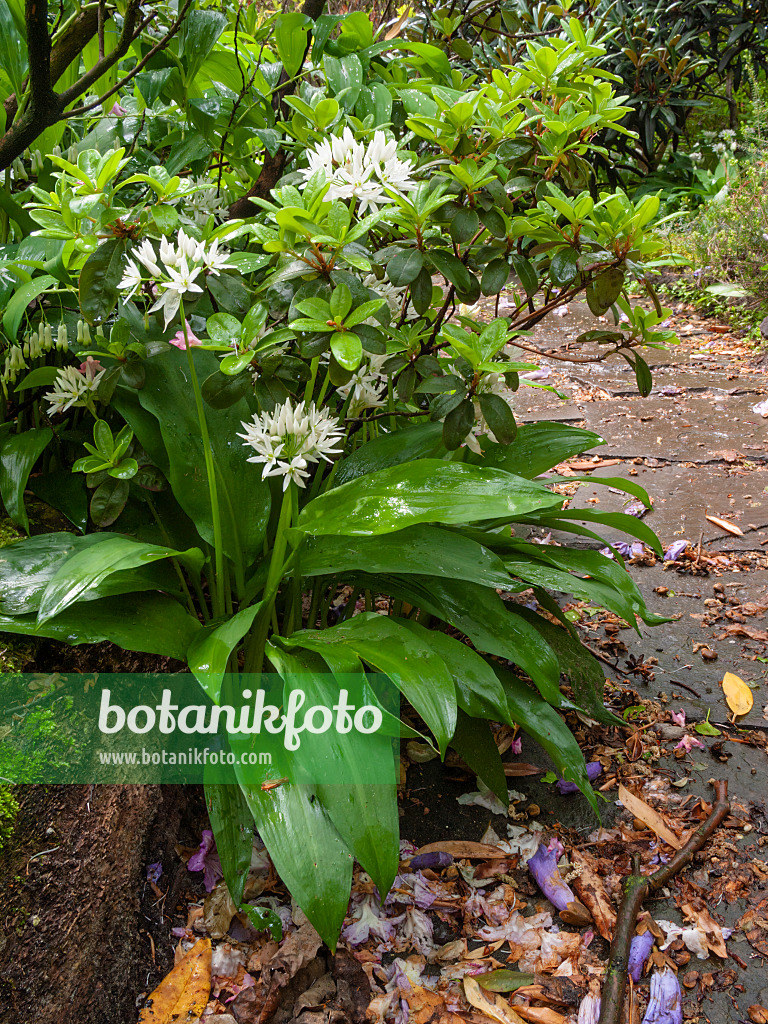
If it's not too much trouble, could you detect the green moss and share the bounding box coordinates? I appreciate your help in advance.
[0,785,18,853]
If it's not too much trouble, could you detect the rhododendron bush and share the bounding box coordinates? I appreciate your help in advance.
[0,0,675,944]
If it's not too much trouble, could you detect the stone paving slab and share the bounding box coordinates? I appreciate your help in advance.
[554,364,768,396]
[581,394,766,460]
[513,383,584,422]
[567,462,768,549]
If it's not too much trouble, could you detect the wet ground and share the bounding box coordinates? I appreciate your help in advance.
[400,300,768,1022]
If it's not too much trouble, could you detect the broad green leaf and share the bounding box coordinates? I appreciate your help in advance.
[278,613,457,754]
[0,592,201,660]
[478,393,516,444]
[324,54,363,110]
[27,470,88,533]
[330,331,362,371]
[266,643,399,898]
[0,533,179,615]
[299,460,562,537]
[511,605,620,725]
[550,248,579,287]
[37,535,204,624]
[179,9,227,83]
[237,754,353,948]
[0,427,53,532]
[14,366,61,392]
[188,603,264,703]
[586,266,624,315]
[136,348,271,563]
[334,422,445,484]
[473,422,604,478]
[79,238,127,324]
[274,12,311,77]
[90,477,129,527]
[3,275,56,339]
[428,250,471,293]
[300,524,513,590]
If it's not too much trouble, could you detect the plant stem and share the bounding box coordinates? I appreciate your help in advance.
[179,298,225,617]
[243,485,293,673]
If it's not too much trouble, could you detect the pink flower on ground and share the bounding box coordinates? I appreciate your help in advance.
[510,736,522,755]
[670,710,686,727]
[169,321,202,349]
[675,735,705,753]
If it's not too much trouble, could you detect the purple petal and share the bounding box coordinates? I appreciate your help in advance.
[625,502,648,518]
[556,761,602,795]
[578,993,601,1024]
[664,540,689,562]
[528,839,575,911]
[410,851,453,871]
[641,968,682,1024]
[146,861,163,884]
[187,829,224,892]
[628,931,655,982]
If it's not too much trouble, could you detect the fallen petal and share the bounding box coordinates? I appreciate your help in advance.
[641,968,682,1024]
[628,931,655,981]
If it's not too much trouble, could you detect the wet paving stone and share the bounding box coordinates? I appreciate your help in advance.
[567,462,768,549]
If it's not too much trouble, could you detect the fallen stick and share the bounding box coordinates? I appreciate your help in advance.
[597,780,729,1024]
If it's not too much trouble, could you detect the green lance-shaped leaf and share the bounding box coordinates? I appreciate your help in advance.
[0,427,53,533]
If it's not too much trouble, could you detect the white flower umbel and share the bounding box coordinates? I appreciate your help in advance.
[149,256,203,328]
[238,398,344,490]
[301,128,416,214]
[45,363,105,416]
[118,229,232,329]
[336,354,389,415]
[177,175,228,228]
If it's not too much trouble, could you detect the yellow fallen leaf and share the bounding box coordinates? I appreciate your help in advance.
[618,785,682,850]
[138,937,212,1023]
[722,671,753,717]
[705,514,744,537]
[464,976,526,1024]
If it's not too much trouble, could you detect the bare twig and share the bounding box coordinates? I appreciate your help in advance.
[597,780,730,1024]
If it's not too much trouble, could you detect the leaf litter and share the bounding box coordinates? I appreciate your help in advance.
[136,687,768,1024]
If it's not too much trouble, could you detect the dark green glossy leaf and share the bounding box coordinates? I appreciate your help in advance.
[79,237,127,324]
[279,613,457,754]
[188,603,264,703]
[27,470,88,533]
[549,248,579,287]
[428,250,471,293]
[237,764,353,948]
[478,392,517,444]
[137,348,270,563]
[301,524,512,590]
[450,206,479,243]
[334,422,444,485]
[442,398,474,450]
[472,422,604,478]
[90,477,129,527]
[586,266,624,315]
[481,257,510,296]
[449,711,508,806]
[410,266,433,315]
[0,427,53,533]
[201,369,252,409]
[387,249,424,286]
[0,591,201,660]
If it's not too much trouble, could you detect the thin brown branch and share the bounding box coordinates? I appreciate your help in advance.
[62,0,194,118]
[597,780,730,1024]
[57,0,143,109]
